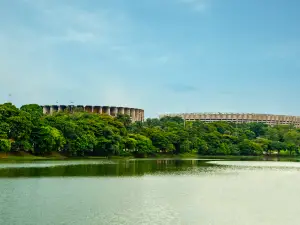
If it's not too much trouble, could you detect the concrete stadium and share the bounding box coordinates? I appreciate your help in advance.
[159,112,300,127]
[42,105,144,122]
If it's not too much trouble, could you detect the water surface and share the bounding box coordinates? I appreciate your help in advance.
[1,159,300,225]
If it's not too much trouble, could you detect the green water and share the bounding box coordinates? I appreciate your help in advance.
[1,159,300,225]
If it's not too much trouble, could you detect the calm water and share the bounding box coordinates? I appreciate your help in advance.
[1,159,300,225]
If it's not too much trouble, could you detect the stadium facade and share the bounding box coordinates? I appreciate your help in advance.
[42,105,144,122]
[159,113,300,127]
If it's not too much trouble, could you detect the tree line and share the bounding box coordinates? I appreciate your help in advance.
[1,103,300,157]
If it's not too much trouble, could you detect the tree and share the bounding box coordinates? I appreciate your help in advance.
[179,140,192,153]
[73,133,97,156]
[284,130,300,155]
[20,104,43,122]
[124,137,135,150]
[217,143,231,155]
[0,103,19,119]
[0,122,10,138]
[8,111,34,152]
[254,138,271,154]
[116,114,132,128]
[0,139,11,152]
[238,140,263,156]
[144,127,170,152]
[131,134,154,155]
[203,132,222,155]
[197,139,209,155]
[269,141,287,155]
[248,123,267,137]
[265,127,279,141]
[160,116,184,124]
[211,122,234,135]
[34,125,66,154]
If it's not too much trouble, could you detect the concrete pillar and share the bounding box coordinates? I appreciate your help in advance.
[124,107,131,116]
[135,109,140,121]
[117,107,125,115]
[42,106,46,114]
[85,105,93,113]
[130,108,136,121]
[141,110,144,121]
[58,105,67,112]
[93,106,100,113]
[67,105,75,113]
[139,109,143,121]
[76,105,84,112]
[102,106,111,115]
[110,106,117,116]
[50,105,58,114]
[43,105,51,114]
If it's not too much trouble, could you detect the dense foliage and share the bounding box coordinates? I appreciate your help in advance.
[1,103,300,157]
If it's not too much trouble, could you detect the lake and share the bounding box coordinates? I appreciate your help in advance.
[1,158,300,225]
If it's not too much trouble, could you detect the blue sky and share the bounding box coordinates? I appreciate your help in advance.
[0,0,300,118]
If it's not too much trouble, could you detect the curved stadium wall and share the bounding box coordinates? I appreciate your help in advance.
[159,113,300,127]
[42,105,144,122]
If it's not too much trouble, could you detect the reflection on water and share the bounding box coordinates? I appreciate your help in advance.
[1,159,300,225]
[0,160,116,169]
[0,159,212,177]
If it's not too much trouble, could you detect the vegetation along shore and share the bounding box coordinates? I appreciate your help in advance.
[1,103,300,160]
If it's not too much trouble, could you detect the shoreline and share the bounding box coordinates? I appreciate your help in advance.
[1,152,300,163]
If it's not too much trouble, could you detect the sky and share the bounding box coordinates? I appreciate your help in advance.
[0,0,300,118]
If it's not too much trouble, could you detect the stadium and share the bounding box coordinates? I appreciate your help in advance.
[42,105,144,122]
[159,112,300,127]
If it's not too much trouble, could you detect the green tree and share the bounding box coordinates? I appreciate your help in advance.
[116,114,132,128]
[284,130,300,155]
[239,140,263,156]
[197,139,209,155]
[132,134,154,155]
[34,126,66,154]
[217,143,231,155]
[248,123,267,137]
[0,139,12,152]
[20,104,43,122]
